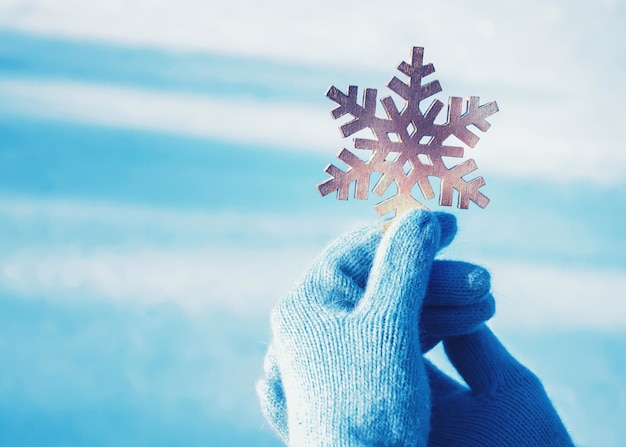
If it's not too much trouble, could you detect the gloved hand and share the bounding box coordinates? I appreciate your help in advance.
[257,210,495,446]
[427,325,575,447]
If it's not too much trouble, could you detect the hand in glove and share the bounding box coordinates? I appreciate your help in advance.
[257,211,494,446]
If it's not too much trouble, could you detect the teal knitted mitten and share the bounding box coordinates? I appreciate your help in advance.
[259,210,464,446]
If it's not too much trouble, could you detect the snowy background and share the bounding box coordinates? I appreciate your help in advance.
[0,1,625,446]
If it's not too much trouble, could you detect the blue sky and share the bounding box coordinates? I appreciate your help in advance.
[0,1,625,445]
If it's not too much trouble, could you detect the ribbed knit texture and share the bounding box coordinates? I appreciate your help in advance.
[257,210,498,446]
[268,210,440,446]
[258,210,573,446]
[427,325,575,446]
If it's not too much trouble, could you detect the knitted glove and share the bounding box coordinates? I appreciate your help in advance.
[427,325,575,447]
[420,259,494,353]
[257,210,494,446]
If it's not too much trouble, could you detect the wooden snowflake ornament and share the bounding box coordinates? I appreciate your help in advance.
[318,46,499,228]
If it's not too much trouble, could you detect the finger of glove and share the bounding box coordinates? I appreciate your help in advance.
[311,223,382,290]
[309,212,455,294]
[256,377,289,442]
[358,209,440,319]
[432,212,457,250]
[296,223,382,313]
[443,325,537,394]
[421,293,496,342]
[256,345,289,442]
[424,261,491,307]
[305,213,454,314]
[425,360,467,397]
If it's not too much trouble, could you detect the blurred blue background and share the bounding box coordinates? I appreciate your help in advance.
[0,1,625,446]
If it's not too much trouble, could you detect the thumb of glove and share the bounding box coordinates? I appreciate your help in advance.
[356,209,441,322]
